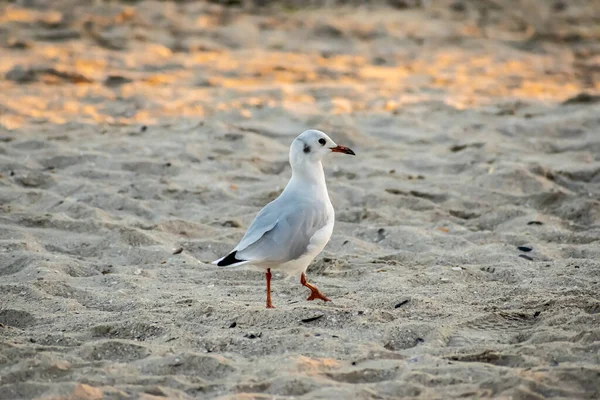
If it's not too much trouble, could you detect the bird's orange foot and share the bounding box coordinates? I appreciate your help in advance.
[300,272,330,303]
[266,302,275,309]
[307,289,330,302]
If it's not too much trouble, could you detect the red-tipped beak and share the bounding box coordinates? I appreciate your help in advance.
[330,145,356,155]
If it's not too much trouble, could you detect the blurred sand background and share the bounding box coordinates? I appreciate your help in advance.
[1,0,600,399]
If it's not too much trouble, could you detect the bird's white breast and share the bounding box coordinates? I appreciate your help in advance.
[307,202,334,255]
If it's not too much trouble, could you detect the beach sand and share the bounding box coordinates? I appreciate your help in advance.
[1,1,599,398]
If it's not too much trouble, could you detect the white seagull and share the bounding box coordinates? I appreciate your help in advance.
[213,129,355,308]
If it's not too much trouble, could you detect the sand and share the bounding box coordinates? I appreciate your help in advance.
[1,0,600,399]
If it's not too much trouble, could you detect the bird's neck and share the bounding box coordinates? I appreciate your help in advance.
[289,161,329,199]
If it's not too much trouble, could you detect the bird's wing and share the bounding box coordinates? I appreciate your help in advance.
[233,199,281,254]
[236,198,329,264]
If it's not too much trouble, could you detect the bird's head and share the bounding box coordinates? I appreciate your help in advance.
[290,130,355,168]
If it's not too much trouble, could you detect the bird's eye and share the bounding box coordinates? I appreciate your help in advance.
[318,138,326,145]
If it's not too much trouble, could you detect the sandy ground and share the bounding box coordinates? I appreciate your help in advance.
[1,0,600,399]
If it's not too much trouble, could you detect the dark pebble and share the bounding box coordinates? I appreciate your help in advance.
[517,246,533,252]
[533,311,541,318]
[244,332,261,339]
[415,337,424,343]
[450,144,468,152]
[527,221,543,225]
[229,321,237,328]
[301,314,324,323]
[519,254,534,261]
[394,298,410,308]
[172,247,183,255]
[104,75,133,87]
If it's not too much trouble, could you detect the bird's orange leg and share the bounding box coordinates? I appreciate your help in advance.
[300,272,330,302]
[266,268,275,309]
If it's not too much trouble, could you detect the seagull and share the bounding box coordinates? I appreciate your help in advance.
[213,129,355,308]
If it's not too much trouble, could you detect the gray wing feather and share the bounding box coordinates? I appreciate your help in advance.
[236,198,328,264]
[233,200,280,253]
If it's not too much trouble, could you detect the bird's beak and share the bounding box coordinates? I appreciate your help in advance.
[330,145,356,155]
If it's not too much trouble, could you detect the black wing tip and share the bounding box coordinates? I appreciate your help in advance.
[216,251,246,267]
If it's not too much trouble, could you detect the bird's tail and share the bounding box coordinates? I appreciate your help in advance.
[212,250,249,267]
